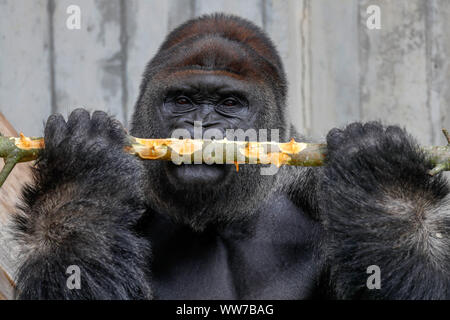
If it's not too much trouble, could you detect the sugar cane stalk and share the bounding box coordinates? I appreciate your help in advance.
[1,129,449,188]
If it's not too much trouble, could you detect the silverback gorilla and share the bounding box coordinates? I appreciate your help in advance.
[12,14,450,299]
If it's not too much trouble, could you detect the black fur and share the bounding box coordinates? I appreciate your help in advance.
[11,14,450,300]
[12,110,151,299]
[320,122,450,299]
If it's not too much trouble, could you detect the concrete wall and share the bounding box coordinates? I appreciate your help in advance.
[0,0,449,146]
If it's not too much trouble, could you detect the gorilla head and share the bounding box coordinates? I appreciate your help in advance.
[131,14,289,231]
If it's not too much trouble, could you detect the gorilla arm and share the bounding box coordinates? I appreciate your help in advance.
[320,122,450,299]
[12,109,151,299]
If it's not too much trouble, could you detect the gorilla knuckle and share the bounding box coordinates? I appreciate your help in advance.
[68,108,90,123]
[91,110,109,122]
[66,109,91,135]
[362,121,383,134]
[90,113,126,143]
[326,128,345,147]
[46,113,65,125]
[45,114,66,133]
[385,125,406,138]
[344,122,365,137]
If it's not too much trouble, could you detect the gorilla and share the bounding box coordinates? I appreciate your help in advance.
[11,14,450,299]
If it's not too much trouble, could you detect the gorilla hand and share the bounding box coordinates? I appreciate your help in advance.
[320,122,450,299]
[13,108,152,300]
[40,108,132,187]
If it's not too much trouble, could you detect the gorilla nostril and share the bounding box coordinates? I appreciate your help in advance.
[202,121,222,130]
[203,128,225,140]
[182,119,221,129]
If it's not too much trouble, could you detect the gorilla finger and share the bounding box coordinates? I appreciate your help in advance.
[385,125,406,137]
[344,122,364,138]
[326,128,345,148]
[358,122,384,148]
[362,121,383,136]
[90,110,111,135]
[385,125,412,146]
[107,117,127,143]
[67,108,91,137]
[44,114,67,150]
[91,111,126,143]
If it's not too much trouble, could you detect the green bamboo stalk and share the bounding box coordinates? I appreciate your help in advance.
[1,130,449,188]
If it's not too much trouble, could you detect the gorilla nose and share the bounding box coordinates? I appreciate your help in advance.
[173,121,225,139]
[203,127,225,140]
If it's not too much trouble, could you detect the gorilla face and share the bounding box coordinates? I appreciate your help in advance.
[159,73,258,187]
[130,14,288,230]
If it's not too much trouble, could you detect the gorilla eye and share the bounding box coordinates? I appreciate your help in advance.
[215,96,247,116]
[221,98,238,107]
[175,96,191,105]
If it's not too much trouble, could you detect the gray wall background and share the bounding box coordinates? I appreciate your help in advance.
[0,0,449,146]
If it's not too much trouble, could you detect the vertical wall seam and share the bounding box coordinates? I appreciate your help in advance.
[190,0,197,17]
[119,0,128,126]
[357,0,363,121]
[47,0,56,115]
[261,0,267,31]
[306,0,312,137]
[300,0,308,135]
[425,0,436,145]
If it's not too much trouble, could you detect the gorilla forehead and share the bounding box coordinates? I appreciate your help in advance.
[160,13,284,72]
[151,35,282,88]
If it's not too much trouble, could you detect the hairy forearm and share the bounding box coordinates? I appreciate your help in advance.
[12,181,152,299]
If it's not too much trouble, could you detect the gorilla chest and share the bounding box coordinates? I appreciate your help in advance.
[146,194,321,299]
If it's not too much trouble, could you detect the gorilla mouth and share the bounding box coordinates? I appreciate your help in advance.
[166,162,231,187]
